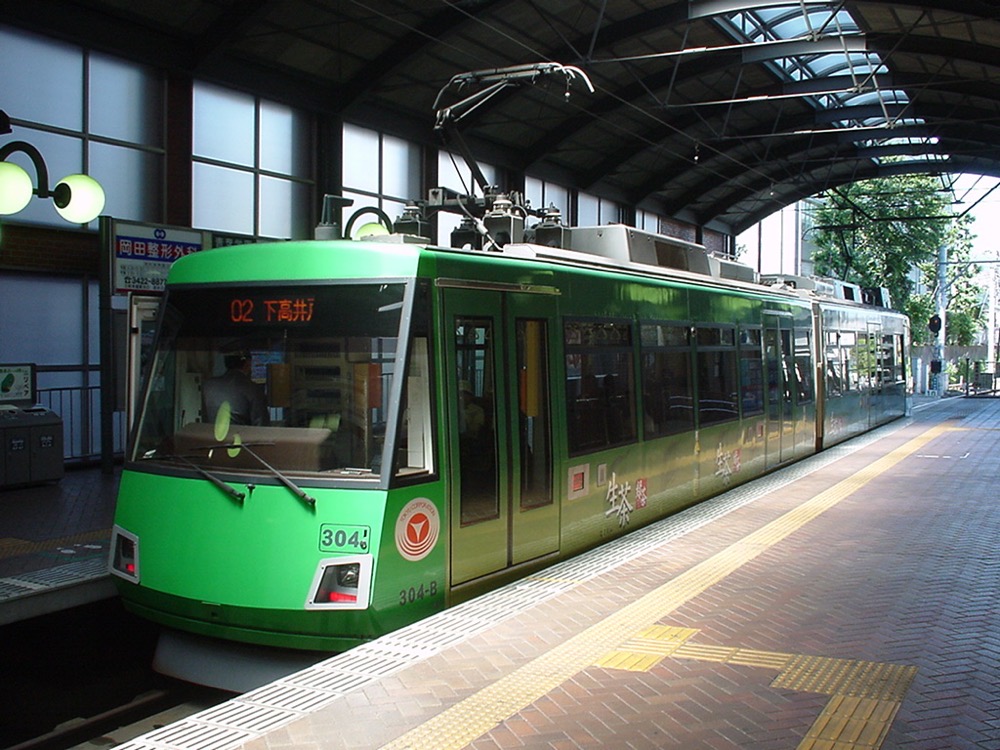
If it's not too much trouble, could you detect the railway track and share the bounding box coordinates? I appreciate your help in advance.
[1,599,229,750]
[10,685,225,750]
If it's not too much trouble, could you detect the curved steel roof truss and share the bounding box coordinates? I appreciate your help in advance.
[5,0,1000,236]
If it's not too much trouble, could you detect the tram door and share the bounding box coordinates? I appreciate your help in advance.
[764,314,795,469]
[443,286,559,586]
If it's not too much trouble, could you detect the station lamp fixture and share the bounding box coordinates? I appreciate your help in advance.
[0,110,106,224]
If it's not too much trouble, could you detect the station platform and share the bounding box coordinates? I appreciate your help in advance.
[0,463,118,624]
[98,394,997,750]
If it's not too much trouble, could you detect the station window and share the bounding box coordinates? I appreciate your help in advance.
[578,191,621,226]
[192,81,313,239]
[636,209,663,233]
[525,177,570,222]
[640,323,693,438]
[738,328,764,416]
[342,124,422,238]
[695,326,739,426]
[564,320,636,455]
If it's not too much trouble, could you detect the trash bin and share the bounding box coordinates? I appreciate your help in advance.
[1,406,64,487]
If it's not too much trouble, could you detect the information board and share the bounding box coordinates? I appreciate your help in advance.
[0,363,36,406]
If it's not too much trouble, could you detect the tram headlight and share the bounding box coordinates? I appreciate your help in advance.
[306,555,373,610]
[109,526,140,583]
[319,563,360,604]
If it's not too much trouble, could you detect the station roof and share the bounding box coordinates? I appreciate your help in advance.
[7,1,1000,235]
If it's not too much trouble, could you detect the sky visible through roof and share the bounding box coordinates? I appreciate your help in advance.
[718,3,939,166]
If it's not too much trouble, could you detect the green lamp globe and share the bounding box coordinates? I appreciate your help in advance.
[54,173,105,223]
[352,221,390,239]
[0,161,34,215]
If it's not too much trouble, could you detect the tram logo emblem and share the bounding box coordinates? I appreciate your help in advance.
[396,498,440,561]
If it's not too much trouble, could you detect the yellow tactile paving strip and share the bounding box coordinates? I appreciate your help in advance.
[594,625,701,670]
[775,654,916,700]
[0,529,108,559]
[380,424,948,750]
[598,625,916,750]
[801,696,908,749]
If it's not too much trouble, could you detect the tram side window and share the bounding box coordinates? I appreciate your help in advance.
[641,323,693,437]
[738,328,764,416]
[881,334,904,385]
[840,331,857,391]
[825,331,843,397]
[794,328,814,404]
[780,329,796,405]
[565,320,636,455]
[455,318,499,524]
[892,333,906,383]
[695,326,738,426]
[394,337,434,479]
[856,332,873,389]
[517,319,552,510]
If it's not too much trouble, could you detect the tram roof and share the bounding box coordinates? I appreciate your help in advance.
[166,234,907,317]
[8,1,996,236]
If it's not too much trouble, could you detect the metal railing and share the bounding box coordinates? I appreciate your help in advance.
[36,385,126,464]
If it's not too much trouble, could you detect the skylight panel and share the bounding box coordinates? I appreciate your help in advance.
[715,3,937,164]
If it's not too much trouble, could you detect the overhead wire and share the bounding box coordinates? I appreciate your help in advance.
[432,0,784,191]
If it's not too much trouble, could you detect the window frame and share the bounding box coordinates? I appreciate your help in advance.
[192,80,314,239]
[793,327,815,404]
[639,320,695,439]
[738,325,765,417]
[563,317,637,456]
[694,323,740,427]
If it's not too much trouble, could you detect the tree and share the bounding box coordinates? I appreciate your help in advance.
[809,174,983,345]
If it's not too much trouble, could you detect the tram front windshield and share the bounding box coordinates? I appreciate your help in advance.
[132,282,415,479]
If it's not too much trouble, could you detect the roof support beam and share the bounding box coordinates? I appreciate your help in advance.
[690,0,836,20]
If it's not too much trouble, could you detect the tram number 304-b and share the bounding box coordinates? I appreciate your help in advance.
[399,581,439,605]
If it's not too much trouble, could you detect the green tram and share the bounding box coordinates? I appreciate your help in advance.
[109,223,908,670]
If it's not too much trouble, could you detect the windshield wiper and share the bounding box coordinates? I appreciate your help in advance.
[142,452,245,504]
[150,441,318,507]
[197,441,317,507]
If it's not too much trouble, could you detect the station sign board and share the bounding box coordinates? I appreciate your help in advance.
[112,222,204,294]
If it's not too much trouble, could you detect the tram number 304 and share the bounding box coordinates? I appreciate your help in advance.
[319,524,370,553]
